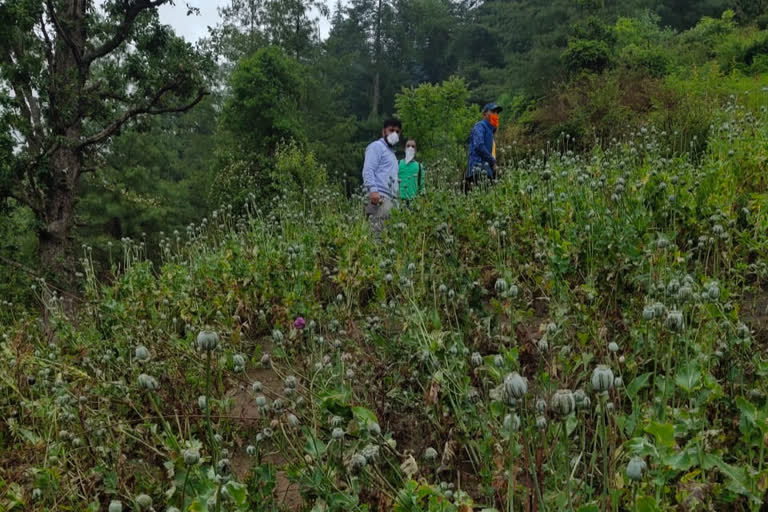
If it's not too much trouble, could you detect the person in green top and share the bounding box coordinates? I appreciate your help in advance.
[398,139,424,203]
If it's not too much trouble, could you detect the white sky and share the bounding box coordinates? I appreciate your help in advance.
[157,1,333,43]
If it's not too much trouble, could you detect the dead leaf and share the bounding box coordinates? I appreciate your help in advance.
[400,454,419,478]
[426,378,441,405]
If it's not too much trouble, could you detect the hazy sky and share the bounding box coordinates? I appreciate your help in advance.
[157,1,225,42]
[157,1,333,43]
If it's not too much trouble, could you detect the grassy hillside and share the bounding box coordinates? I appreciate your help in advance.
[2,82,768,512]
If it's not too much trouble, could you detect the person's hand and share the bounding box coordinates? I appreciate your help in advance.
[370,191,380,205]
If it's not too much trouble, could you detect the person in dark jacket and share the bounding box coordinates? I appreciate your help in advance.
[465,102,502,192]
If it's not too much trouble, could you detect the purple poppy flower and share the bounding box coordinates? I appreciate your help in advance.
[293,317,306,330]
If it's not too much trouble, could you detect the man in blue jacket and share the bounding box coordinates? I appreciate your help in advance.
[362,118,401,237]
[465,102,502,192]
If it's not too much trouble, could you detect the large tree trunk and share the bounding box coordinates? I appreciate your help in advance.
[39,146,81,289]
[41,0,87,291]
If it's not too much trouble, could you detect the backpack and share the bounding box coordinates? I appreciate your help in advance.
[417,162,423,191]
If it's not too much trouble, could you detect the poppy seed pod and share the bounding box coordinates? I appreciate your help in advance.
[536,415,547,430]
[707,282,720,300]
[591,365,614,393]
[251,381,263,393]
[626,456,647,481]
[494,278,508,293]
[503,372,528,400]
[535,399,547,413]
[137,373,159,391]
[134,345,151,363]
[287,414,300,427]
[196,330,219,351]
[332,427,345,440]
[183,449,200,466]
[737,323,750,339]
[247,445,257,456]
[471,352,483,367]
[551,389,576,416]
[135,494,152,509]
[108,501,123,512]
[368,422,381,436]
[494,355,504,367]
[285,375,298,389]
[642,305,655,321]
[351,453,367,471]
[664,310,684,332]
[608,342,619,353]
[361,443,379,462]
[217,458,231,476]
[424,447,438,461]
[233,354,245,371]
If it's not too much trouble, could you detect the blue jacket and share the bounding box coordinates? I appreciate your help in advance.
[466,119,496,178]
[362,138,399,198]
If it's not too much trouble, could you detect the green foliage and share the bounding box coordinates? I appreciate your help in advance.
[6,94,768,509]
[77,99,218,260]
[270,141,329,200]
[619,45,670,77]
[563,39,613,73]
[0,200,37,306]
[394,77,478,164]
[220,46,306,157]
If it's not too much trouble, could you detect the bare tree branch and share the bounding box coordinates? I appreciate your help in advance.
[77,86,208,149]
[45,0,84,70]
[84,0,170,65]
[39,12,54,69]
[6,172,43,214]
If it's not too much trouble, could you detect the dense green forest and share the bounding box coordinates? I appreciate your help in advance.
[4,0,768,510]
[4,0,767,302]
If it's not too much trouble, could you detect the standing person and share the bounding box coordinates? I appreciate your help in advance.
[398,139,424,206]
[465,102,502,192]
[362,118,401,236]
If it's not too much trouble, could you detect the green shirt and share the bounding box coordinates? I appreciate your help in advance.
[398,159,424,200]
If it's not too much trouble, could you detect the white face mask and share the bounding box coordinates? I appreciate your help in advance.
[386,132,399,146]
[405,147,416,163]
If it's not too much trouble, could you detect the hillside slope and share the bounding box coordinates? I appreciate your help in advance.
[3,94,768,511]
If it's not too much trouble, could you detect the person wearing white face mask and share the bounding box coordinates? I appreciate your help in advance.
[362,118,401,237]
[398,139,424,206]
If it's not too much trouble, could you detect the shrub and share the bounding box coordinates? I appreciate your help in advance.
[562,39,612,74]
[395,76,478,170]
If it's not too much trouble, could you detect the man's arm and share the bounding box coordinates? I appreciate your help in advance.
[472,125,496,167]
[362,142,381,203]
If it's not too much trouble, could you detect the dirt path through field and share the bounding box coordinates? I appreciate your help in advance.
[229,342,303,510]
